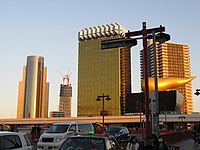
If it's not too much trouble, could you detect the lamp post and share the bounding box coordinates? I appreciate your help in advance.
[126,22,170,138]
[96,93,111,133]
[194,89,200,96]
[179,115,186,131]
[151,31,170,137]
[101,22,170,139]
[164,108,167,129]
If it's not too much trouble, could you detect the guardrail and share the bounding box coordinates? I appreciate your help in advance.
[162,130,193,143]
[168,145,180,150]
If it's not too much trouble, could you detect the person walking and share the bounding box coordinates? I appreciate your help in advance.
[126,136,140,150]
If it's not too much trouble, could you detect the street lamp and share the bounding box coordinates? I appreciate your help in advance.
[151,31,170,137]
[194,89,200,96]
[101,22,170,139]
[96,93,111,133]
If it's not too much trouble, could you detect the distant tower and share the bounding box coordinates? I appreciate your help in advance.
[140,42,193,114]
[58,69,72,117]
[17,55,49,118]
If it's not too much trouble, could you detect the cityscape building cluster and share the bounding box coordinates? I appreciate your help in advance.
[17,22,194,118]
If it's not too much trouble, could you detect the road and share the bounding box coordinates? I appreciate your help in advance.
[169,138,200,150]
[32,138,198,150]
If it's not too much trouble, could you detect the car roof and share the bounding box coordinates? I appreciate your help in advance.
[0,131,26,136]
[68,135,108,139]
[53,122,92,125]
[108,126,127,128]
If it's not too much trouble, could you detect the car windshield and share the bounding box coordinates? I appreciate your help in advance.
[59,137,105,150]
[106,127,121,133]
[46,125,69,133]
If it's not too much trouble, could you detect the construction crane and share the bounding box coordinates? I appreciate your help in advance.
[58,68,72,85]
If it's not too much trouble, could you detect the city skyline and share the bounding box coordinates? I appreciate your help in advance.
[0,1,200,118]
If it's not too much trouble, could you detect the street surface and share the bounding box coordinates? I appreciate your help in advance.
[32,138,199,150]
[170,138,200,150]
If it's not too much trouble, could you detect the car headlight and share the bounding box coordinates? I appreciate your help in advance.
[38,137,42,142]
[54,136,63,142]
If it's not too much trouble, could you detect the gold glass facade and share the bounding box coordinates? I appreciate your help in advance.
[78,23,131,116]
[141,42,193,114]
[78,40,132,116]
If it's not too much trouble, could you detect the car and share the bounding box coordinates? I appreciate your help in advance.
[104,126,130,142]
[58,135,124,150]
[0,131,33,150]
[37,122,94,150]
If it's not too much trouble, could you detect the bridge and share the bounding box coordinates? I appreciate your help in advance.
[0,113,200,125]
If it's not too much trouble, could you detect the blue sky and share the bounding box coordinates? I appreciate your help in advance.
[0,0,200,118]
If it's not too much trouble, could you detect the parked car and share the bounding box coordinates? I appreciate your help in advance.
[58,135,124,150]
[0,131,33,150]
[37,122,94,150]
[104,126,130,142]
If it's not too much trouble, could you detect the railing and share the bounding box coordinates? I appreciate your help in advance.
[168,145,180,150]
[162,130,193,143]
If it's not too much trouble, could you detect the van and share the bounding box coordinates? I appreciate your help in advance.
[37,122,94,150]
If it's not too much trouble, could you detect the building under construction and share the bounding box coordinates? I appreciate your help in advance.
[58,70,72,117]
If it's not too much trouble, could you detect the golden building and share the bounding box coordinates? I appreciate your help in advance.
[77,23,131,116]
[17,55,49,118]
[140,42,193,114]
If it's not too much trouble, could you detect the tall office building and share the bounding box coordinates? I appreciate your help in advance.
[140,42,193,114]
[77,23,131,116]
[59,76,72,117]
[17,55,49,118]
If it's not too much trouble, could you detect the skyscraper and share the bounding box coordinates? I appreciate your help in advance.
[77,23,131,116]
[140,42,193,114]
[17,55,49,118]
[59,74,72,117]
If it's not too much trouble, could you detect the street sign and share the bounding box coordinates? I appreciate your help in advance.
[101,38,137,49]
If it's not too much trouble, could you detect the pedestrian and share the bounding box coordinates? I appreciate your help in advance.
[126,136,140,150]
[145,135,159,150]
[158,136,168,150]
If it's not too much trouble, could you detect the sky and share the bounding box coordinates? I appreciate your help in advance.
[0,0,200,118]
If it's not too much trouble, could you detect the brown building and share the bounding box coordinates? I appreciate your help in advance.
[59,84,72,117]
[140,42,193,114]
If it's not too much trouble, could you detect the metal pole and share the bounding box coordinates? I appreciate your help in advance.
[102,93,105,133]
[152,31,160,137]
[142,22,151,138]
[165,108,167,129]
[140,102,142,130]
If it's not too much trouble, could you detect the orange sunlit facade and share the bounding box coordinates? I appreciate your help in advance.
[140,42,193,114]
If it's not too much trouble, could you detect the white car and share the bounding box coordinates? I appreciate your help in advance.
[37,122,94,150]
[0,131,33,150]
